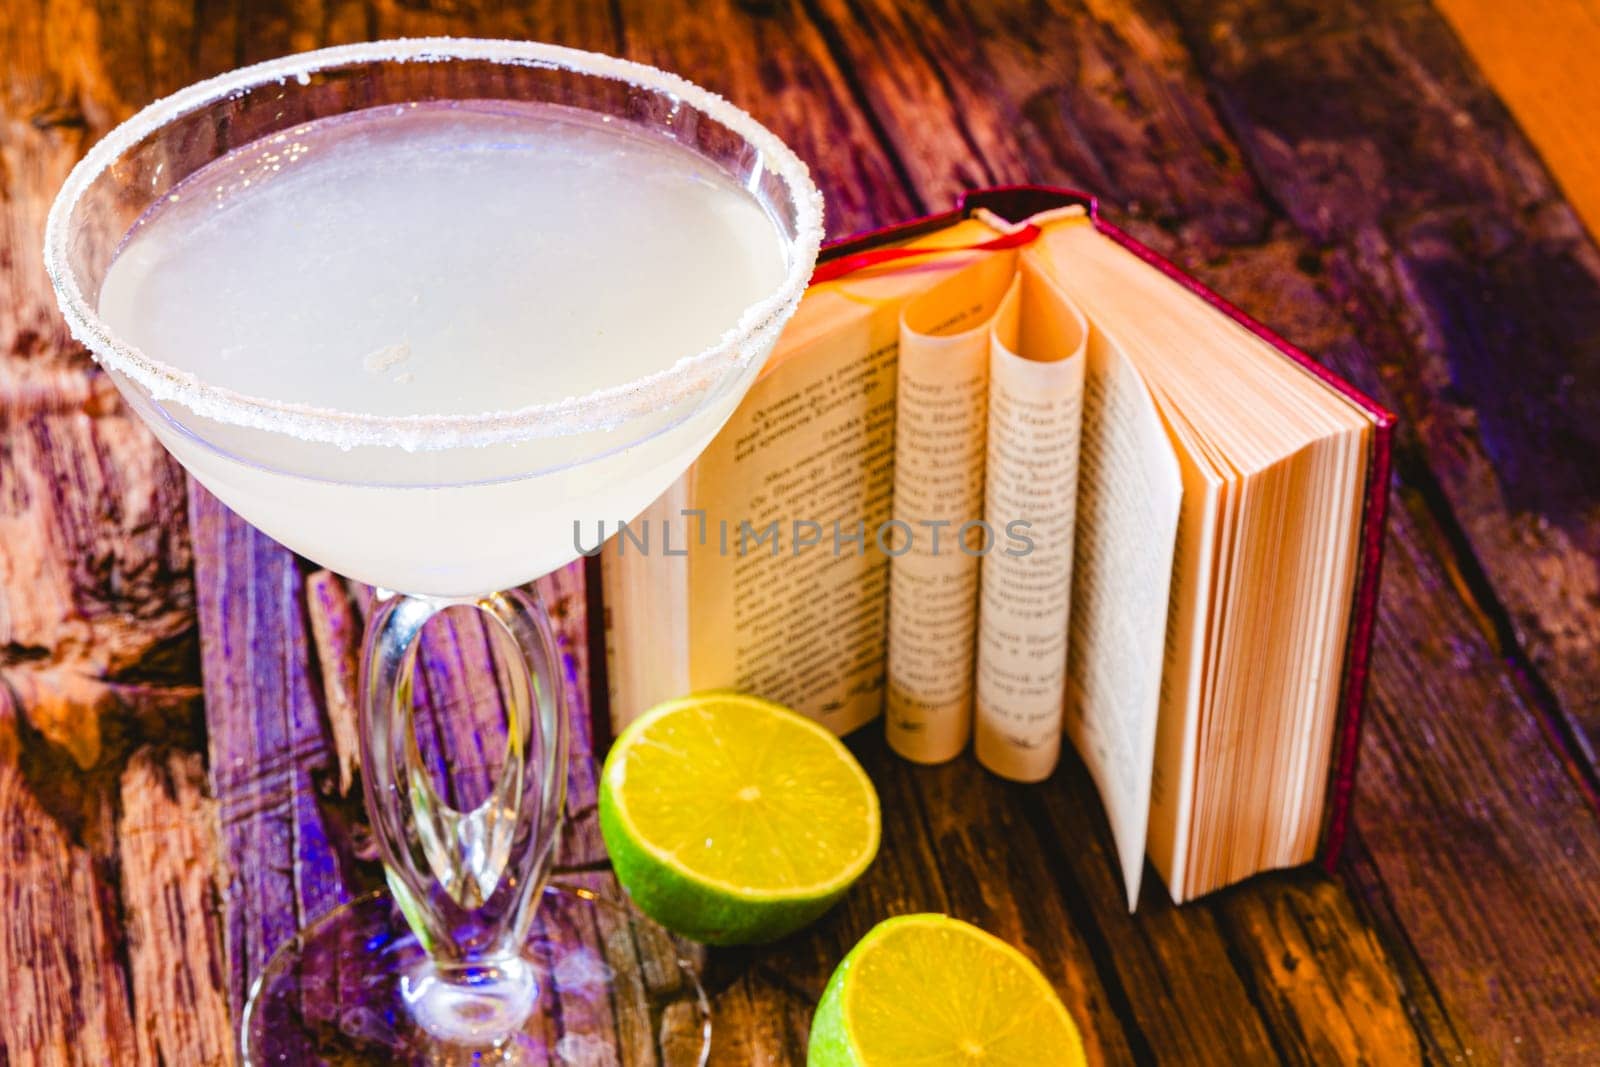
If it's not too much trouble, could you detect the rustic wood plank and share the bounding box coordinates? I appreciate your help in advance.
[805,0,1273,250]
[305,570,362,796]
[1025,766,1296,1063]
[615,0,918,238]
[0,406,193,671]
[0,692,139,1066]
[703,972,813,1067]
[191,487,361,1021]
[1338,833,1471,1064]
[1,0,198,721]
[0,396,197,768]
[363,0,620,52]
[1209,871,1428,1064]
[1267,480,1600,1063]
[118,746,234,1067]
[1168,2,1548,241]
[1,7,220,1064]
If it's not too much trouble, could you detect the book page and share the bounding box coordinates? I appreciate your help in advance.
[1063,317,1184,908]
[885,251,1018,763]
[973,255,1087,784]
[680,219,1005,735]
[1031,211,1221,903]
[685,308,898,736]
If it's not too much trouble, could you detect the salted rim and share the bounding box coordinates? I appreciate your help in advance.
[43,38,824,452]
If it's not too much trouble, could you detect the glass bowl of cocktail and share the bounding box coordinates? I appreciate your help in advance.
[45,38,822,1065]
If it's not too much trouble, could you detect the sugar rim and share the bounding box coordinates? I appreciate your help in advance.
[43,38,824,452]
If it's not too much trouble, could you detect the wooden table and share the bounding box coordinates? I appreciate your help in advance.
[5,1,1600,1063]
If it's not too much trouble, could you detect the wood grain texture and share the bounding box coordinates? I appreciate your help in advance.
[305,569,362,795]
[3,0,1600,1063]
[1,5,211,1061]
[1346,481,1600,1062]
[615,0,916,239]
[190,486,357,1022]
[1,0,197,751]
[0,695,139,1066]
[118,747,233,1067]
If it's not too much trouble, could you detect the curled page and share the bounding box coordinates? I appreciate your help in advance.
[1064,321,1184,909]
[885,252,1017,764]
[974,257,1087,783]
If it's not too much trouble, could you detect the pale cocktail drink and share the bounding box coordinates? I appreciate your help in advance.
[99,99,789,595]
[47,39,821,1062]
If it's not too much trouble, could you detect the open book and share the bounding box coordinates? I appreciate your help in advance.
[600,188,1393,906]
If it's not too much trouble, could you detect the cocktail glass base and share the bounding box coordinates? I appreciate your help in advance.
[242,884,711,1066]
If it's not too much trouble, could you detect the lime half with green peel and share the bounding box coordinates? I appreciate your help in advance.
[598,691,880,946]
[808,914,1088,1066]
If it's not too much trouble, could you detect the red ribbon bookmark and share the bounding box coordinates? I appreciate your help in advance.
[808,222,1042,286]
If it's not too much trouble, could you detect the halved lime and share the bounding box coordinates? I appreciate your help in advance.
[598,691,880,945]
[808,914,1087,1066]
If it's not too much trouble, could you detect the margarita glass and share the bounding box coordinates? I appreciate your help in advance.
[45,38,822,1064]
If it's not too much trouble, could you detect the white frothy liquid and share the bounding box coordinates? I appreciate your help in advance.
[97,101,792,595]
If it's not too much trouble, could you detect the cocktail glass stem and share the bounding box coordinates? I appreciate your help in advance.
[360,586,570,1041]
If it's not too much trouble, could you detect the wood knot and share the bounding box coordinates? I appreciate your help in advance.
[31,104,88,131]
